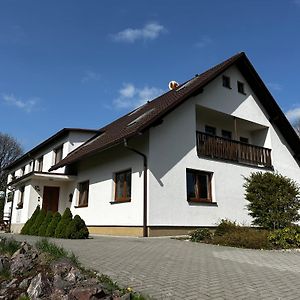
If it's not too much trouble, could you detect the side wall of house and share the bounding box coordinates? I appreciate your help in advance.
[148,65,300,229]
[68,138,147,232]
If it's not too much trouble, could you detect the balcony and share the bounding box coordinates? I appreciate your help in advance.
[196,131,272,169]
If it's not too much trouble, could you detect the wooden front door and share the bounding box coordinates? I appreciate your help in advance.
[42,186,59,212]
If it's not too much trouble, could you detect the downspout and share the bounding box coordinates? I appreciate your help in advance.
[124,138,148,237]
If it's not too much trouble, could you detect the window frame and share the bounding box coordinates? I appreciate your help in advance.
[17,186,24,209]
[76,180,89,208]
[237,81,246,94]
[114,169,132,203]
[222,75,231,89]
[54,145,63,165]
[205,125,216,136]
[186,169,213,203]
[221,129,232,140]
[37,156,43,172]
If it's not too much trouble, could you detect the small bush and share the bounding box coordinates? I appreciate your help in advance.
[0,237,20,255]
[55,208,72,238]
[244,172,300,229]
[29,209,46,235]
[21,206,40,235]
[45,212,61,237]
[65,215,89,239]
[212,228,271,249]
[268,227,300,249]
[215,219,238,236]
[35,238,79,265]
[38,211,53,236]
[189,228,212,242]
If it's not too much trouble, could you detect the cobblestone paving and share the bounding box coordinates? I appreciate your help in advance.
[5,234,300,300]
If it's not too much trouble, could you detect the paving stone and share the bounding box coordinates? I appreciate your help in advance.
[4,234,300,300]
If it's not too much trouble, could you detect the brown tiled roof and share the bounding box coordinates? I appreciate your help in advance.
[50,52,300,170]
[5,128,98,171]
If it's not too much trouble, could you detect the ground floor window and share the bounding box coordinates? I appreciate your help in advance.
[186,169,212,203]
[17,186,24,209]
[115,169,131,202]
[78,181,89,207]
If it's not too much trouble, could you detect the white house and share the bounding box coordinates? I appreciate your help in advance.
[4,52,300,237]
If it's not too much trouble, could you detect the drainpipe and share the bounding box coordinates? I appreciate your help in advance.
[124,138,148,237]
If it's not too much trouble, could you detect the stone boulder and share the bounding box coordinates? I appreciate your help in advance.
[27,273,52,299]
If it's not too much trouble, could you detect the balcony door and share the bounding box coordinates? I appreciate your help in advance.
[42,186,59,212]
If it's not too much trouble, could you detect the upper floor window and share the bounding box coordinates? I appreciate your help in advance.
[77,181,89,207]
[54,145,63,164]
[222,130,232,140]
[222,75,231,89]
[115,169,131,202]
[237,81,246,94]
[37,156,43,172]
[186,169,212,203]
[20,166,25,176]
[240,137,249,144]
[205,125,216,136]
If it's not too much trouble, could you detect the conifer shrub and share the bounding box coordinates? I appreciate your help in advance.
[244,172,300,229]
[21,206,40,235]
[38,211,53,236]
[189,228,212,242]
[55,208,72,238]
[214,219,238,236]
[29,209,46,235]
[45,212,61,237]
[65,215,89,239]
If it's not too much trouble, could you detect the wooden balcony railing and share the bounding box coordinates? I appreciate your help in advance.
[196,131,272,168]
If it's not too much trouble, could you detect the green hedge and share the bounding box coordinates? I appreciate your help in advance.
[45,212,61,237]
[29,209,46,235]
[55,208,73,238]
[38,211,53,236]
[21,206,40,235]
[65,215,89,239]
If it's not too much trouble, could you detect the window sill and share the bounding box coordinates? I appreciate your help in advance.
[110,200,131,205]
[74,204,88,208]
[187,200,218,206]
[16,206,23,210]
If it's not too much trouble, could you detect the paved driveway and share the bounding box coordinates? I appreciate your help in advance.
[5,234,300,299]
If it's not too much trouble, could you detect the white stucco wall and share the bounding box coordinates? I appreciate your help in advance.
[69,141,147,226]
[147,65,300,227]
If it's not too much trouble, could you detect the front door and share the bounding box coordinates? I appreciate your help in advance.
[42,186,59,212]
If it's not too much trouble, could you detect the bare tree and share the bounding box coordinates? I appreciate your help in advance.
[0,133,23,192]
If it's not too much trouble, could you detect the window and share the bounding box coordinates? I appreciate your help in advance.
[222,75,231,89]
[222,130,232,140]
[7,191,14,203]
[20,166,25,176]
[115,169,131,202]
[205,125,216,136]
[186,169,212,203]
[240,137,249,144]
[37,156,43,172]
[54,145,63,164]
[237,81,246,94]
[17,187,24,209]
[77,181,89,207]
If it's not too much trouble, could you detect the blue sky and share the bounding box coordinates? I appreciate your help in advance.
[1,0,300,151]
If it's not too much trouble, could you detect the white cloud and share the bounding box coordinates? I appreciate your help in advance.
[113,83,164,109]
[2,93,38,112]
[267,82,283,92]
[286,106,300,122]
[195,36,212,48]
[81,70,101,83]
[112,22,166,43]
